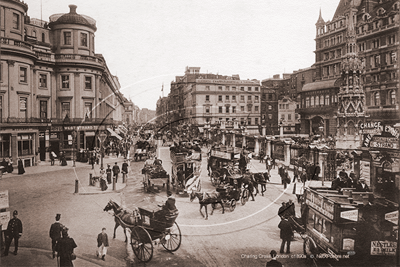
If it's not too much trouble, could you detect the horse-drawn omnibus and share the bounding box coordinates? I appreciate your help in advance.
[208,147,242,185]
[293,187,397,267]
[170,150,201,195]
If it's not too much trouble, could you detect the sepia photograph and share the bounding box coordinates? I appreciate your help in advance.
[0,0,399,266]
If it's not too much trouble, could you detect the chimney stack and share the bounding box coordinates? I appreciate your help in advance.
[69,4,77,14]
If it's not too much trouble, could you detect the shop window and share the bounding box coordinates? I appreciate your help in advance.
[61,102,70,119]
[0,134,10,157]
[13,13,20,30]
[18,134,33,156]
[39,74,47,88]
[40,100,47,119]
[80,32,88,47]
[19,67,27,83]
[63,31,72,45]
[61,75,70,89]
[85,76,92,89]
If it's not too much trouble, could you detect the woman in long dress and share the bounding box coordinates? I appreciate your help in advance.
[18,158,25,175]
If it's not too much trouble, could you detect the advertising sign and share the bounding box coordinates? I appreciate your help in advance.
[362,122,399,149]
[0,211,10,227]
[210,150,231,160]
[0,190,9,210]
[370,241,396,255]
[340,209,359,222]
[385,211,398,225]
[359,160,371,187]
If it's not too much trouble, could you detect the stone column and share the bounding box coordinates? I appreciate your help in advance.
[45,130,50,161]
[262,126,266,136]
[254,138,260,156]
[280,125,284,137]
[232,134,236,148]
[222,132,226,145]
[242,135,246,149]
[266,140,271,157]
[11,134,18,163]
[284,143,290,167]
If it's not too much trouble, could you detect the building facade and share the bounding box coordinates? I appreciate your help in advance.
[0,2,126,164]
[278,96,299,134]
[260,87,278,135]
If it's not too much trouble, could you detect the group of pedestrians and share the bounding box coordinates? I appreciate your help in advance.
[1,158,25,175]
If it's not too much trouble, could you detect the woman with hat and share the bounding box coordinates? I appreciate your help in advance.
[55,227,77,267]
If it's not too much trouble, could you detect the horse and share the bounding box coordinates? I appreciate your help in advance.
[189,191,224,220]
[252,172,268,196]
[103,200,140,242]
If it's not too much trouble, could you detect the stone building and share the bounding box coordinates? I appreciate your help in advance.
[0,2,126,164]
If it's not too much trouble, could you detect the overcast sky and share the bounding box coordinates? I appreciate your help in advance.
[25,0,339,110]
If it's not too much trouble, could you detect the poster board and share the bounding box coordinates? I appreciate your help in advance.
[359,160,371,187]
[0,190,9,210]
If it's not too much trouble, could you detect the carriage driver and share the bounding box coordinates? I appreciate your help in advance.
[159,191,178,214]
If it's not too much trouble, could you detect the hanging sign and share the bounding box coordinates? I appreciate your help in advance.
[340,209,359,222]
[385,211,398,225]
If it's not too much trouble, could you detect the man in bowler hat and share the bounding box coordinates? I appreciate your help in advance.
[49,214,63,258]
[3,210,23,256]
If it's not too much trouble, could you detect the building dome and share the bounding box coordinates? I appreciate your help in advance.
[49,5,97,31]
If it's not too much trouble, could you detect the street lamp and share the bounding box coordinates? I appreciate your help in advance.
[98,131,108,170]
[71,130,77,167]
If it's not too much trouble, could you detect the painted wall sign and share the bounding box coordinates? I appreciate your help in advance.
[306,190,335,220]
[370,241,396,255]
[362,123,399,149]
[370,137,398,149]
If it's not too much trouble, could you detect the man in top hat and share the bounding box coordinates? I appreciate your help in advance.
[3,210,23,256]
[355,178,370,192]
[49,214,63,258]
[112,162,120,183]
[164,191,177,212]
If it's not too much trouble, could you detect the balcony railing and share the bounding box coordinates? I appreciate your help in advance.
[1,37,34,51]
[55,54,104,65]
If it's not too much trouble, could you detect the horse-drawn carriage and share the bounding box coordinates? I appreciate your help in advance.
[288,187,397,267]
[104,200,181,263]
[208,147,242,186]
[142,161,170,193]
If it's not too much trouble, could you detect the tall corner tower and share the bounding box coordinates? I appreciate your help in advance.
[336,2,366,149]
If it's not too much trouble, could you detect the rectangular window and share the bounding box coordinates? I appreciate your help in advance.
[390,52,397,64]
[12,13,19,30]
[61,102,70,119]
[241,106,244,112]
[64,32,72,45]
[225,86,229,90]
[232,106,236,113]
[218,86,223,90]
[281,114,285,120]
[218,95,222,102]
[232,95,236,101]
[85,76,92,89]
[62,75,70,89]
[255,96,259,102]
[205,107,210,113]
[19,67,27,83]
[240,95,245,102]
[268,114,272,120]
[240,87,244,91]
[255,106,259,112]
[39,74,47,88]
[247,118,251,125]
[232,86,236,91]
[255,87,259,91]
[20,97,27,111]
[205,86,210,90]
[18,134,33,156]
[218,106,223,113]
[85,102,92,119]
[248,95,252,101]
[205,95,210,101]
[225,106,229,113]
[40,100,47,119]
[288,114,291,121]
[80,33,88,47]
[248,87,252,91]
[247,106,251,112]
[225,95,229,101]
[255,118,259,124]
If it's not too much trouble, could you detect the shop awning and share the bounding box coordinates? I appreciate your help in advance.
[107,128,122,140]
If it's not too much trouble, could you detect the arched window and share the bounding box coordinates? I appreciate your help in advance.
[315,96,319,106]
[325,95,330,105]
[347,121,356,135]
[374,92,380,106]
[310,96,315,107]
[320,95,324,105]
[306,97,310,108]
[390,90,396,105]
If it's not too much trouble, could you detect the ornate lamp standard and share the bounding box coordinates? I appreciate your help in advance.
[98,131,108,170]
[71,130,77,167]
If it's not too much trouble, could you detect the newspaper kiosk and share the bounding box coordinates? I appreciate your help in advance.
[301,187,397,266]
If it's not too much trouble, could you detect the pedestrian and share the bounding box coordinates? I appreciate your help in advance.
[17,158,25,175]
[239,153,247,174]
[300,169,307,184]
[122,160,129,175]
[49,213,63,259]
[287,199,295,217]
[266,250,283,267]
[278,202,287,218]
[259,150,264,163]
[355,178,370,192]
[313,163,320,180]
[60,152,67,166]
[50,151,55,166]
[272,157,276,169]
[266,156,272,174]
[278,216,293,254]
[3,210,23,256]
[154,156,162,166]
[293,166,299,183]
[106,164,112,184]
[90,153,95,169]
[55,227,77,267]
[112,162,120,183]
[7,157,13,173]
[96,227,109,261]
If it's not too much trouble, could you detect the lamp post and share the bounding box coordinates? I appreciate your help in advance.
[98,132,108,170]
[71,130,77,167]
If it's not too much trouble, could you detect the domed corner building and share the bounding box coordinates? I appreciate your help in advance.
[0,1,127,167]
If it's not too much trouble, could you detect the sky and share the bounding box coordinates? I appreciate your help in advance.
[25,0,340,110]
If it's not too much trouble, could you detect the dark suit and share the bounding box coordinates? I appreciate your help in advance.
[4,217,23,255]
[278,218,293,253]
[122,162,129,173]
[55,236,77,267]
[164,197,177,212]
[112,165,120,182]
[49,221,63,253]
[97,233,109,247]
[355,182,369,192]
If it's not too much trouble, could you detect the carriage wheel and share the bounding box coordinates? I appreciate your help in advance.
[229,199,236,212]
[241,189,249,205]
[161,222,182,252]
[131,226,153,262]
[303,237,318,267]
